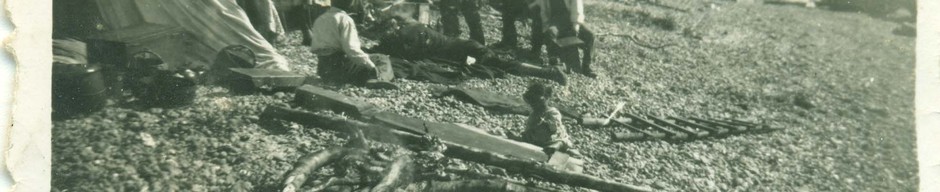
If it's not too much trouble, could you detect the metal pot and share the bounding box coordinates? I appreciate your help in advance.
[53,63,107,118]
[124,50,205,108]
[143,69,201,107]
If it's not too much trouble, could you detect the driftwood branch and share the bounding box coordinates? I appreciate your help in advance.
[440,141,650,192]
[402,179,562,192]
[371,157,412,192]
[262,106,653,192]
[281,147,351,192]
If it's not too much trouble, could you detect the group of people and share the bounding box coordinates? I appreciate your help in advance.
[437,0,596,78]
[305,0,581,156]
[307,0,595,85]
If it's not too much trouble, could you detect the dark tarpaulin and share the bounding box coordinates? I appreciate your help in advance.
[389,57,507,85]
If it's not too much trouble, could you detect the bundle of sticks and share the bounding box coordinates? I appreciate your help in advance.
[581,104,782,142]
[432,87,782,142]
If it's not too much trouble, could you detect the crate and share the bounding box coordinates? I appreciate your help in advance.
[371,54,395,81]
[86,23,195,70]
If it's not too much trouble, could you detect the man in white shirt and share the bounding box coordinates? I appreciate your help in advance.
[307,0,380,85]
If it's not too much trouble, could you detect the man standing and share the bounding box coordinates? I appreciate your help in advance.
[440,0,486,45]
[535,0,596,78]
[493,0,544,56]
[308,0,380,85]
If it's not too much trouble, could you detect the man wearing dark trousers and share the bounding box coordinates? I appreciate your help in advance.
[494,0,544,56]
[536,0,596,78]
[440,0,486,45]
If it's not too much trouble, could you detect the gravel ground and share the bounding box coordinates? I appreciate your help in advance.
[52,0,916,191]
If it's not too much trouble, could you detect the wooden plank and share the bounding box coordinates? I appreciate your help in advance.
[292,86,549,161]
[547,152,584,173]
[294,85,380,118]
[260,106,652,192]
[555,36,585,47]
[373,111,549,162]
[229,68,306,89]
[292,86,556,162]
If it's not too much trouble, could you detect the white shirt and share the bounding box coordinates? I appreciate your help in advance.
[531,0,585,31]
[309,7,373,66]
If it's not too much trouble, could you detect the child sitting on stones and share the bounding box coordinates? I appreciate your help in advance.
[520,83,581,157]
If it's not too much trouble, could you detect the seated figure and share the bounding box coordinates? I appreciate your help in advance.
[520,83,580,157]
[307,0,381,86]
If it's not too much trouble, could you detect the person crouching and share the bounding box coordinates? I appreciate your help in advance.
[308,0,379,85]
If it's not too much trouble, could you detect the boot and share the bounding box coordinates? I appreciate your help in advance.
[514,62,567,85]
[580,45,597,78]
[558,46,583,74]
[582,65,597,78]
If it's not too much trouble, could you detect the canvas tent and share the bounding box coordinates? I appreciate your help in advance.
[55,0,290,71]
[237,0,287,43]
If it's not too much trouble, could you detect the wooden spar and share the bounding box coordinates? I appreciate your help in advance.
[669,116,729,135]
[261,106,654,192]
[645,115,709,137]
[623,113,688,140]
[372,112,549,162]
[689,118,748,133]
[294,85,381,118]
[608,118,666,140]
[402,179,562,192]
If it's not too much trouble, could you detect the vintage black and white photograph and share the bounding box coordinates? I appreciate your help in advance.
[50,0,917,191]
